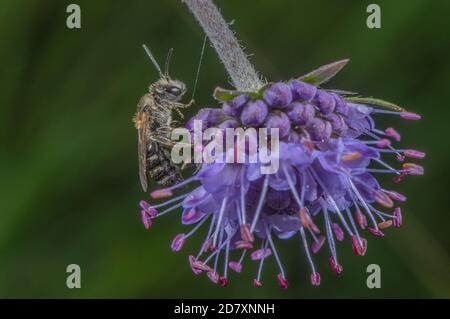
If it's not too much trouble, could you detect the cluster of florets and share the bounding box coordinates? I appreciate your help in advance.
[139,60,424,288]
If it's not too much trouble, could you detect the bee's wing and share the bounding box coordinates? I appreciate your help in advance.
[135,97,152,192]
[137,114,149,192]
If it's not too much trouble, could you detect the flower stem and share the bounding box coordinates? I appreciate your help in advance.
[182,0,264,92]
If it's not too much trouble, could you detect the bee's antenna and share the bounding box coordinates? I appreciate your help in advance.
[142,44,163,77]
[164,48,174,78]
[191,36,207,101]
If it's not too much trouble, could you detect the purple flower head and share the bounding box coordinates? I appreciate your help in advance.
[223,94,250,117]
[286,102,315,125]
[186,108,226,131]
[138,60,424,288]
[264,112,291,138]
[240,99,268,126]
[263,82,293,108]
[289,80,317,101]
[312,90,336,115]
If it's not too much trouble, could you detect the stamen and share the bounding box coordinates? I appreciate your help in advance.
[374,190,394,208]
[376,138,391,148]
[371,110,422,121]
[204,230,234,264]
[143,194,187,210]
[251,248,272,261]
[311,235,326,254]
[235,240,253,249]
[374,158,401,175]
[299,207,310,229]
[403,149,426,159]
[140,210,152,229]
[240,223,254,243]
[250,175,270,233]
[191,258,213,273]
[403,163,424,176]
[367,227,385,237]
[332,223,344,241]
[299,227,318,279]
[155,202,183,218]
[378,220,393,229]
[326,195,354,236]
[186,215,210,238]
[265,226,287,279]
[171,233,186,252]
[255,240,269,286]
[329,256,343,275]
[393,207,402,228]
[342,152,363,161]
[213,196,229,247]
[164,175,197,191]
[323,208,338,263]
[368,204,396,219]
[139,200,158,216]
[309,168,354,238]
[229,249,246,273]
[345,208,362,240]
[213,226,225,272]
[360,169,402,174]
[240,170,247,225]
[355,207,367,229]
[385,127,401,142]
[207,271,220,284]
[393,173,407,183]
[400,112,421,121]
[196,214,217,259]
[189,255,203,275]
[311,272,321,287]
[219,276,228,287]
[383,190,407,202]
[223,237,231,279]
[228,261,242,273]
[235,202,242,225]
[348,179,378,229]
[150,188,173,199]
[253,279,263,288]
[364,130,404,159]
[300,172,306,206]
[351,235,367,256]
[277,273,288,289]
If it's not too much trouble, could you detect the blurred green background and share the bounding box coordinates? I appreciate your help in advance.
[0,0,449,298]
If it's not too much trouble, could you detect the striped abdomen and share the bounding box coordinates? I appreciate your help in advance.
[146,142,183,187]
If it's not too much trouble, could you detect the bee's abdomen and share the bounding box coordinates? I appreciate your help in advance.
[147,143,183,187]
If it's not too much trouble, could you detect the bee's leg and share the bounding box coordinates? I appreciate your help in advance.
[170,120,182,128]
[173,99,195,109]
[155,126,172,134]
[174,108,184,119]
[150,134,176,147]
[181,163,202,175]
[151,129,192,148]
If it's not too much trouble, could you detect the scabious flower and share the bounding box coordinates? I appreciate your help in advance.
[138,60,424,288]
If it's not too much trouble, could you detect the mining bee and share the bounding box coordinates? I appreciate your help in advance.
[133,44,194,191]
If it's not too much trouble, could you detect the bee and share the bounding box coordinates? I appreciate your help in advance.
[133,44,193,192]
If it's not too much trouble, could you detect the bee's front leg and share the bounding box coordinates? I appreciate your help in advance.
[174,108,184,119]
[150,134,176,148]
[153,127,191,148]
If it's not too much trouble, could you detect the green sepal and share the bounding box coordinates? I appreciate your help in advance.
[213,87,261,102]
[345,97,404,112]
[298,59,349,86]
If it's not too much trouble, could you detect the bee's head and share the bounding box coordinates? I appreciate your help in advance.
[152,77,186,101]
[143,45,186,102]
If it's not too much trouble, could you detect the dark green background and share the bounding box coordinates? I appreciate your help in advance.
[0,0,449,298]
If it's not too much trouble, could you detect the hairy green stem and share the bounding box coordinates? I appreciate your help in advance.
[182,0,263,92]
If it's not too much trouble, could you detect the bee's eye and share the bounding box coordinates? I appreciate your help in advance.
[167,87,181,95]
